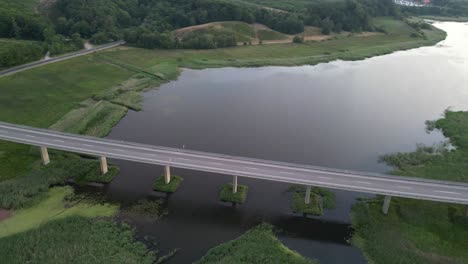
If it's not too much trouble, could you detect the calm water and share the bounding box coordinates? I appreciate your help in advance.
[105,22,468,263]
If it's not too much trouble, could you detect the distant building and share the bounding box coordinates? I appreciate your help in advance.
[394,0,430,7]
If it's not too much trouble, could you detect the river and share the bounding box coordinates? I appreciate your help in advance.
[104,22,468,263]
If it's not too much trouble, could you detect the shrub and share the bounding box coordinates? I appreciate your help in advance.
[293,35,304,43]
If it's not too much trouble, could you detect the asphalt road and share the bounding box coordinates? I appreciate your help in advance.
[1,121,467,205]
[0,41,125,77]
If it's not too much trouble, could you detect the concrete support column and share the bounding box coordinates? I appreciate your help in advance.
[100,156,108,175]
[382,195,392,215]
[305,186,312,204]
[40,146,50,165]
[232,175,238,194]
[165,165,171,184]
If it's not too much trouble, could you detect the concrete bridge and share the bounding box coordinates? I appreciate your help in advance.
[1,121,468,214]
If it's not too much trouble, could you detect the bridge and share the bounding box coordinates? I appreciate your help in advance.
[1,121,468,214]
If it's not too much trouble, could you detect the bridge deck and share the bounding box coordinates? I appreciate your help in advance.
[1,121,467,205]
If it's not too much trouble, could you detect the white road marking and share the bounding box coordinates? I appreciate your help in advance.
[318,176,332,180]
[83,144,94,148]
[177,158,191,161]
[26,135,36,138]
[112,148,125,152]
[396,185,413,190]
[356,181,373,185]
[53,139,64,143]
[434,190,461,195]
[280,171,295,175]
[210,162,224,166]
[244,167,259,170]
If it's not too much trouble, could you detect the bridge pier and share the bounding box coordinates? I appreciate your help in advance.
[165,165,171,184]
[382,195,392,214]
[100,156,108,175]
[305,186,312,204]
[232,175,238,194]
[40,146,50,165]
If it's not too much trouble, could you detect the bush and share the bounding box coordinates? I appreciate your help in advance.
[291,192,322,215]
[153,175,183,193]
[0,39,46,68]
[293,35,304,43]
[219,183,248,203]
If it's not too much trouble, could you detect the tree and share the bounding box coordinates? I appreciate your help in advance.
[293,35,304,43]
[71,33,84,49]
[321,18,334,35]
[11,18,21,39]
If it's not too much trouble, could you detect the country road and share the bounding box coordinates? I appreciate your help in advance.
[0,41,125,77]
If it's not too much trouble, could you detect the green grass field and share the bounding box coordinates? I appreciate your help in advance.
[196,223,317,264]
[0,187,117,238]
[351,111,468,264]
[373,17,418,35]
[257,29,288,40]
[0,55,134,181]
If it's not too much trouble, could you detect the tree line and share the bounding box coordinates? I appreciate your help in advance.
[304,0,400,34]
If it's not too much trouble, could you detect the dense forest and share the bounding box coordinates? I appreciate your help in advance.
[1,0,404,66]
[0,0,84,67]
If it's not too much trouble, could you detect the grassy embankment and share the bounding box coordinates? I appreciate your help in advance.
[351,111,468,264]
[104,17,445,69]
[196,223,317,264]
[419,15,468,22]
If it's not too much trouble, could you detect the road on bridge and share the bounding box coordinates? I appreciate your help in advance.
[0,121,468,205]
